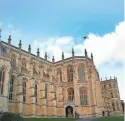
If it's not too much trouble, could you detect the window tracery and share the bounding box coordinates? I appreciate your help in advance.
[23,81,26,102]
[112,102,115,111]
[79,87,88,106]
[0,67,5,94]
[9,76,14,100]
[11,54,16,67]
[68,88,74,101]
[67,65,73,82]
[35,84,37,103]
[78,65,85,82]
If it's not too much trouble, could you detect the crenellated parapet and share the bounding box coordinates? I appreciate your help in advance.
[100,76,117,82]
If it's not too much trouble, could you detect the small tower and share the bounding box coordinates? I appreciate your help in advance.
[8,35,11,46]
[28,44,31,54]
[105,77,107,80]
[85,49,88,57]
[37,48,40,57]
[18,40,22,50]
[72,47,74,57]
[62,52,64,60]
[91,53,93,61]
[52,56,55,62]
[45,52,47,60]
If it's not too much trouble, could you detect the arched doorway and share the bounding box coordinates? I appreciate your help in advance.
[65,106,73,117]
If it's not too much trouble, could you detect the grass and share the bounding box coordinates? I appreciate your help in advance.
[24,118,76,121]
[24,116,124,121]
[95,116,124,121]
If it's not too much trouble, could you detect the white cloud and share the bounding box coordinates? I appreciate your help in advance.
[55,36,73,45]
[83,21,125,67]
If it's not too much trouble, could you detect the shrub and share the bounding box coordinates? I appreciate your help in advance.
[1,112,24,121]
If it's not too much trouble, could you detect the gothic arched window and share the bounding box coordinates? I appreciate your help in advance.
[109,84,111,88]
[68,88,74,101]
[11,55,16,67]
[67,65,73,82]
[104,85,106,89]
[78,65,85,82]
[35,84,37,103]
[116,102,120,111]
[57,68,62,82]
[0,67,5,94]
[45,84,47,99]
[112,102,115,111]
[9,76,14,101]
[23,81,26,102]
[79,87,88,106]
[110,92,113,98]
[22,58,27,68]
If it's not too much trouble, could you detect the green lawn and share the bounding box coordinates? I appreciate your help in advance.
[24,118,76,121]
[24,116,124,121]
[95,116,124,121]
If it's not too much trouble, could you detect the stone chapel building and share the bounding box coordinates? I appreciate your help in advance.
[0,34,123,117]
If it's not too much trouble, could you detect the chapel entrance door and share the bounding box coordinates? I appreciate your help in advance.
[65,106,73,117]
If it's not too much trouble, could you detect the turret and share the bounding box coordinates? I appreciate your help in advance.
[52,56,55,63]
[45,52,47,60]
[37,48,40,57]
[62,52,64,60]
[28,44,31,54]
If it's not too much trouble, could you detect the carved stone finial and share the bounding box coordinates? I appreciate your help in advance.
[8,35,11,41]
[62,52,64,60]
[85,49,88,57]
[8,35,11,45]
[37,48,40,57]
[28,44,31,53]
[18,40,22,49]
[52,56,55,62]
[91,53,93,60]
[72,47,74,57]
[45,52,47,60]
